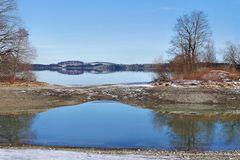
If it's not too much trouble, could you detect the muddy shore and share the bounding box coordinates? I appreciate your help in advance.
[0,83,240,115]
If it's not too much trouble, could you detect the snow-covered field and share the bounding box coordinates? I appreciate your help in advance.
[0,148,180,160]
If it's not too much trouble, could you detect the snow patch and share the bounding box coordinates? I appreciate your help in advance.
[0,149,179,160]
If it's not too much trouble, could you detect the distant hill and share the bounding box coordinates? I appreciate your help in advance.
[31,61,238,75]
[32,61,158,75]
[58,61,84,67]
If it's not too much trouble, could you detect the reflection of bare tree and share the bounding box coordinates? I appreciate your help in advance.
[221,121,240,144]
[169,116,214,151]
[0,114,35,144]
[152,113,168,131]
[153,113,215,150]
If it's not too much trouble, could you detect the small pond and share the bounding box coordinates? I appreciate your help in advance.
[1,101,240,151]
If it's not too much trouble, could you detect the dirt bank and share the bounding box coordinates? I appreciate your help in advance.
[0,83,240,114]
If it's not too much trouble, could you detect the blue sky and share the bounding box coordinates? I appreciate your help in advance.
[17,0,240,64]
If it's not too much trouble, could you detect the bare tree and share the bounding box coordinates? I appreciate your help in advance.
[9,28,36,81]
[202,40,216,64]
[169,11,212,72]
[0,0,36,81]
[0,0,17,55]
[153,56,170,82]
[223,42,240,68]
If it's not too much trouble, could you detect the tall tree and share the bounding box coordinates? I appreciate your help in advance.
[0,0,35,81]
[169,11,212,72]
[8,28,36,81]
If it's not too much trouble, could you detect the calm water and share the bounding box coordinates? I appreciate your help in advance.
[35,71,154,85]
[1,101,240,151]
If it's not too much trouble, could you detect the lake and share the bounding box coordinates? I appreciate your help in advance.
[35,71,155,86]
[1,101,240,151]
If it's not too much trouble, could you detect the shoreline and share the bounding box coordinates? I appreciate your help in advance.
[0,82,240,115]
[0,82,240,159]
[0,145,239,160]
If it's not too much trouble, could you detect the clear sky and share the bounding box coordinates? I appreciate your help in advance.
[17,0,240,64]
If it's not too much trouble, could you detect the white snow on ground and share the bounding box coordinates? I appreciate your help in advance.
[0,149,181,160]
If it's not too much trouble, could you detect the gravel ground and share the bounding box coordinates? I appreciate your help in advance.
[0,83,240,114]
[0,148,240,160]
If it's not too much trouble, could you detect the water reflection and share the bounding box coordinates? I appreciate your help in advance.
[0,102,239,151]
[0,114,35,144]
[221,121,240,144]
[35,71,154,85]
[153,112,240,150]
[153,113,214,150]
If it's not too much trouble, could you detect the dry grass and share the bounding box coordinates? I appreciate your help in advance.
[172,66,240,82]
[0,80,48,87]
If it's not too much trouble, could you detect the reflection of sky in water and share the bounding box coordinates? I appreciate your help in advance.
[35,71,154,85]
[31,101,172,149]
[29,101,240,150]
[212,122,240,150]
[0,101,240,151]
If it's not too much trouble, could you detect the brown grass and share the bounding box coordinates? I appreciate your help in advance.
[172,66,240,82]
[0,80,48,87]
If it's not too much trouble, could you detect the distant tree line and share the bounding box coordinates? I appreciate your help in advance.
[0,0,35,82]
[32,62,157,74]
